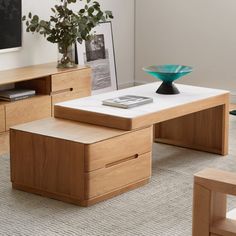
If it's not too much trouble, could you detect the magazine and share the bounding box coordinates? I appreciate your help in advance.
[102,95,153,109]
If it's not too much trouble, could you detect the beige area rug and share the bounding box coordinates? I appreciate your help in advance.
[0,116,236,236]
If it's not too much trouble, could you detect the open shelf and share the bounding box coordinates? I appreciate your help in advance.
[0,62,91,148]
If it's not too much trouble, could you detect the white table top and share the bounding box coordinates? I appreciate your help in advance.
[55,82,229,119]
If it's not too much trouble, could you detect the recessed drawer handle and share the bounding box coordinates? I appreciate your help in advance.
[105,154,139,168]
[51,88,74,95]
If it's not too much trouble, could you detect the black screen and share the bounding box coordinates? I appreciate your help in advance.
[0,0,22,50]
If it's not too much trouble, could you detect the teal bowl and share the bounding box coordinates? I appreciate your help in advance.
[143,64,193,94]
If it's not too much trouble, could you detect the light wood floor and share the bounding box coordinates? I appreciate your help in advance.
[1,104,236,156]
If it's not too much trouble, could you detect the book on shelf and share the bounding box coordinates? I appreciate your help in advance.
[0,89,36,102]
[102,95,153,109]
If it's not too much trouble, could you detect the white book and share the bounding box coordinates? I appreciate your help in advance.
[102,95,153,109]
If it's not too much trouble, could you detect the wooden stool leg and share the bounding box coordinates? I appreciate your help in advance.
[192,183,211,236]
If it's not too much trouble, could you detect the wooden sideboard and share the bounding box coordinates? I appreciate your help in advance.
[0,62,92,154]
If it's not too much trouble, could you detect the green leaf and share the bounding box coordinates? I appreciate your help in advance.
[88,7,94,15]
[32,15,39,22]
[96,11,103,19]
[23,0,113,46]
[30,26,36,32]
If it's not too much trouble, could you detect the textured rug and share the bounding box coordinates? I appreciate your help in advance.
[0,116,236,236]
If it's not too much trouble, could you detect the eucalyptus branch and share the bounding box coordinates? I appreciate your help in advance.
[22,0,113,46]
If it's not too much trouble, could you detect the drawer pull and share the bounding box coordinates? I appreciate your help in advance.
[105,154,139,168]
[51,88,74,95]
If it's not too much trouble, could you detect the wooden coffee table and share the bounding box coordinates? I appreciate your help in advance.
[54,82,229,155]
[10,82,229,206]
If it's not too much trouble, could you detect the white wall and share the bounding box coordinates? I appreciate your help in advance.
[4,0,236,94]
[135,0,236,95]
[0,0,135,87]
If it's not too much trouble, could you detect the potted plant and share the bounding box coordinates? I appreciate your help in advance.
[22,0,113,68]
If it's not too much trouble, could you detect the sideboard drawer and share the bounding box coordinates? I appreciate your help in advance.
[0,105,5,132]
[6,96,51,130]
[51,89,91,115]
[52,89,91,106]
[84,126,153,172]
[51,69,91,93]
[84,152,152,199]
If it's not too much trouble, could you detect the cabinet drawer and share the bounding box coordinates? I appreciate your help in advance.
[84,152,151,199]
[52,89,91,106]
[84,126,153,172]
[0,105,5,132]
[51,69,91,92]
[6,96,51,130]
[51,90,91,115]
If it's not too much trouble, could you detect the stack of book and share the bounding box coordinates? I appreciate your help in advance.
[0,89,36,102]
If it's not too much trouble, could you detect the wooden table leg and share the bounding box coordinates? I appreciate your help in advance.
[192,183,211,236]
[155,102,229,155]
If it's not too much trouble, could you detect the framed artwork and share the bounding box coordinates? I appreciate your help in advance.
[76,21,118,95]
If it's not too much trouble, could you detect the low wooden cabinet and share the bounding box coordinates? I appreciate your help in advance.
[10,118,153,206]
[0,63,91,154]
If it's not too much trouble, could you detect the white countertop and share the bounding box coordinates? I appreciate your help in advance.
[55,82,229,119]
